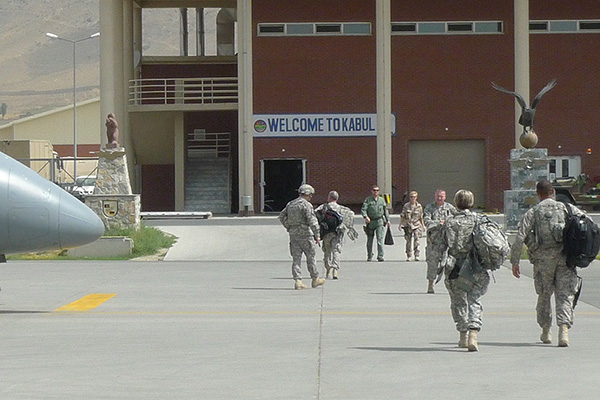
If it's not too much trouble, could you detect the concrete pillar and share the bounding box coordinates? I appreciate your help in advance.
[237,0,254,214]
[376,0,393,206]
[174,113,185,211]
[514,0,530,149]
[133,5,142,81]
[100,0,124,148]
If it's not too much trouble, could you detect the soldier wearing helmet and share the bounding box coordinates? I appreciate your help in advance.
[279,184,326,290]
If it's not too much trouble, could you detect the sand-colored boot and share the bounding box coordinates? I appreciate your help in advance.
[468,329,479,352]
[294,279,308,290]
[427,280,435,294]
[311,277,325,288]
[458,331,468,348]
[332,269,338,280]
[558,325,569,347]
[540,327,552,344]
[325,267,331,279]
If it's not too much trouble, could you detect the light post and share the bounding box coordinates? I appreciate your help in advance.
[46,32,100,181]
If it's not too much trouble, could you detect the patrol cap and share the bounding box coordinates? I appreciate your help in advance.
[298,184,315,195]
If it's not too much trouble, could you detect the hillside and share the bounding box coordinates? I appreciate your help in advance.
[0,1,218,123]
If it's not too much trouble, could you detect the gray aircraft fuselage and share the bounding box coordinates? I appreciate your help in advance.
[0,152,104,255]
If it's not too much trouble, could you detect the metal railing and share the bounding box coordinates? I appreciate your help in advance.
[129,77,238,106]
[187,131,230,158]
[14,157,98,185]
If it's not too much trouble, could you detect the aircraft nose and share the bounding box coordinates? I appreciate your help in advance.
[59,191,105,249]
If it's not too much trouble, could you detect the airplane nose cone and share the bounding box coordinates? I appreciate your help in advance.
[59,191,105,248]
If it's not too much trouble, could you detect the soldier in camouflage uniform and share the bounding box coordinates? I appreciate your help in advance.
[315,191,358,280]
[443,190,490,352]
[510,180,584,347]
[361,185,390,261]
[424,189,456,293]
[279,184,326,290]
[399,191,425,262]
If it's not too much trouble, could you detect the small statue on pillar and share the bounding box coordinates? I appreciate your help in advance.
[105,113,120,148]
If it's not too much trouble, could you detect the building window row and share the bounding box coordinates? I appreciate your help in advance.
[530,20,600,33]
[392,21,503,35]
[258,22,372,36]
[258,19,600,37]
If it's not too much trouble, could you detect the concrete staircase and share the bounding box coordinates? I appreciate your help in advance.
[185,157,231,213]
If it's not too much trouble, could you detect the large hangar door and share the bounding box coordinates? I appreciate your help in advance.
[409,140,485,208]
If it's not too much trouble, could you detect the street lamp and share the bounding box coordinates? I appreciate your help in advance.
[46,32,100,181]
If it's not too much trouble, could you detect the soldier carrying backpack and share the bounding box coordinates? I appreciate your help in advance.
[510,180,588,348]
[315,191,357,280]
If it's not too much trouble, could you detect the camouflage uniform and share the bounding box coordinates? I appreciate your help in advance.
[424,201,456,281]
[510,199,583,330]
[361,195,389,260]
[400,201,425,260]
[315,202,357,273]
[279,196,321,281]
[443,209,490,331]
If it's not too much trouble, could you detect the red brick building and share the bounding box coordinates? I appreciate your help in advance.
[100,0,600,213]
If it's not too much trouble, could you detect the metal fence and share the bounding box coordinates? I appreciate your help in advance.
[129,77,238,106]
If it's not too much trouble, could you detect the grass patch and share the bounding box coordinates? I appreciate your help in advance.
[8,224,177,261]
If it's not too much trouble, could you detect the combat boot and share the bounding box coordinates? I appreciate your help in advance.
[468,329,479,352]
[325,267,332,279]
[294,279,307,290]
[540,327,552,344]
[558,325,569,347]
[311,277,325,288]
[427,280,435,294]
[458,331,468,348]
[332,269,338,280]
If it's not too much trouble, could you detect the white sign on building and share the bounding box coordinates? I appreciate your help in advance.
[253,113,396,137]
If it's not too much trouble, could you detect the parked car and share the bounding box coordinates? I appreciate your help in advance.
[71,175,97,199]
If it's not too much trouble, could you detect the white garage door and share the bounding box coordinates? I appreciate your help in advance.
[409,140,485,209]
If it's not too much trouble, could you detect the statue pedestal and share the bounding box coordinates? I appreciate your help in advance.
[94,148,132,195]
[87,147,140,230]
[504,148,549,231]
[86,194,140,231]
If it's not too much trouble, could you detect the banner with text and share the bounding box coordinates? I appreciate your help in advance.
[253,113,396,137]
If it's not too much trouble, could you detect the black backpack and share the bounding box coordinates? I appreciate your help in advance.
[316,208,343,238]
[562,205,600,268]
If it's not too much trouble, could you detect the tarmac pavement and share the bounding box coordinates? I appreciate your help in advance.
[1,215,599,399]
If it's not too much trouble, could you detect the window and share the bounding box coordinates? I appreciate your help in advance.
[447,22,473,32]
[257,22,371,37]
[315,24,341,34]
[531,19,600,34]
[391,23,416,33]
[392,20,503,35]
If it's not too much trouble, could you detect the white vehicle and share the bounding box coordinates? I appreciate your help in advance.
[72,175,97,197]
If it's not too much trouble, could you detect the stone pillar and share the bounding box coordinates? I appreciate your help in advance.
[504,148,549,231]
[86,147,140,230]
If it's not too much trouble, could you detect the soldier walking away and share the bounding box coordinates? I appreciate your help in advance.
[279,184,326,290]
[510,180,585,347]
[316,191,358,280]
[399,191,425,261]
[424,189,456,293]
[361,185,390,262]
[442,190,490,352]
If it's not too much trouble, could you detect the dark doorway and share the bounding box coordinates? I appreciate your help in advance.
[261,159,305,212]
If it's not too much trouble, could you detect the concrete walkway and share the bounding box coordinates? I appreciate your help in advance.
[0,215,598,399]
